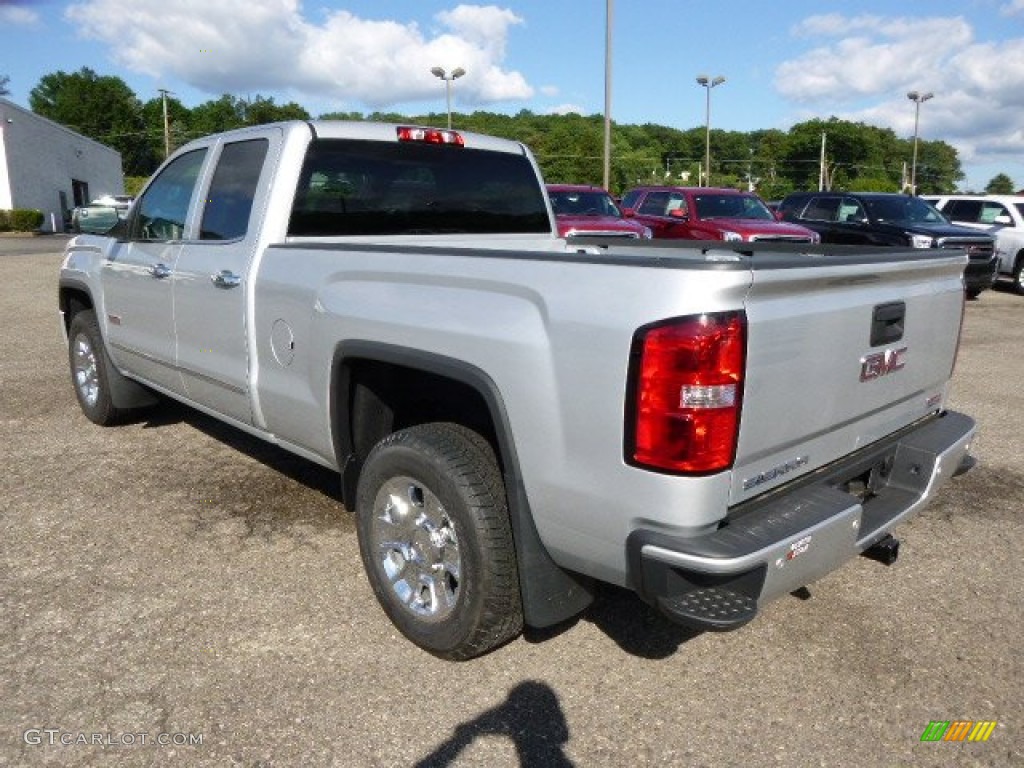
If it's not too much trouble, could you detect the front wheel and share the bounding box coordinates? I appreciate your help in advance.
[1013,256,1024,295]
[68,309,128,426]
[355,423,523,660]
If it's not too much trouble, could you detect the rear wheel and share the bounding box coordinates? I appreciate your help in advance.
[68,309,128,426]
[355,422,523,660]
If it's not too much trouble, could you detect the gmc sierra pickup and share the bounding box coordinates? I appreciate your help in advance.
[60,121,976,659]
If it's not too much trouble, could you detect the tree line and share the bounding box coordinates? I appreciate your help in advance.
[9,67,1016,197]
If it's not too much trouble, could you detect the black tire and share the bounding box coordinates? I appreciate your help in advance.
[1013,256,1024,295]
[355,423,523,659]
[67,309,128,426]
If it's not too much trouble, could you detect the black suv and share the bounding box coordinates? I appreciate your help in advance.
[778,191,998,297]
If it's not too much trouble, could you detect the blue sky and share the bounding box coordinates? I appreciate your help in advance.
[2,0,1023,190]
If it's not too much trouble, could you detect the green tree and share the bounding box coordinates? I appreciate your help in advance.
[189,95,247,136]
[985,173,1015,194]
[243,96,310,124]
[911,139,964,194]
[0,75,9,97]
[29,67,156,176]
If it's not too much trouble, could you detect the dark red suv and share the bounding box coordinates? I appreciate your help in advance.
[547,184,652,239]
[620,186,819,243]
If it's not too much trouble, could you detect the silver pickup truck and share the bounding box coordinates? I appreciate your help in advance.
[60,121,976,659]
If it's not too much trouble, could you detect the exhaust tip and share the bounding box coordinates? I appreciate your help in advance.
[862,534,900,566]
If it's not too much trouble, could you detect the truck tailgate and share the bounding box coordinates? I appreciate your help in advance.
[731,249,967,505]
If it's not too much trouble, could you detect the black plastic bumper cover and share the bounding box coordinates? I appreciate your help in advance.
[628,410,976,631]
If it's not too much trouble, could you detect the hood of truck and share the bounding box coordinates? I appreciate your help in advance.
[727,248,967,505]
[698,218,818,241]
[875,220,996,241]
[556,214,647,238]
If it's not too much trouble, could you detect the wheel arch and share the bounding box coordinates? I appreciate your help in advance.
[330,341,593,628]
[1013,248,1024,273]
[60,280,158,410]
[58,279,95,335]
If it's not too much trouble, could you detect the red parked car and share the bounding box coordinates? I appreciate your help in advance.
[547,184,652,239]
[620,186,819,243]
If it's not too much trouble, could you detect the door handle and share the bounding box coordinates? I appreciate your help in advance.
[148,262,171,279]
[211,270,242,289]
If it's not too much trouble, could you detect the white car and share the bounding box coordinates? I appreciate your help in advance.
[926,194,1024,294]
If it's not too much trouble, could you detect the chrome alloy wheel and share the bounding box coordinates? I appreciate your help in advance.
[72,332,100,408]
[370,476,460,620]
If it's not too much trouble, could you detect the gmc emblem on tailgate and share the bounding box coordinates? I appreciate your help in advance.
[860,347,908,382]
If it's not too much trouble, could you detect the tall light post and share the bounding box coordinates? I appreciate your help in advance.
[430,66,466,129]
[696,75,725,187]
[907,90,933,195]
[602,0,613,191]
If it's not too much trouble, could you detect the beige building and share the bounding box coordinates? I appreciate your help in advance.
[0,98,124,232]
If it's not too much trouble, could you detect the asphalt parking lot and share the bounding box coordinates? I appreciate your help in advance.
[1,235,1020,767]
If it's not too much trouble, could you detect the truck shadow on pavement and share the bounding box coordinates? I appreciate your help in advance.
[138,400,340,502]
[415,680,574,767]
[131,401,347,543]
[527,583,703,660]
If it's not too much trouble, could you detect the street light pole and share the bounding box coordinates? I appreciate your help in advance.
[430,66,466,130]
[602,0,613,191]
[696,75,725,187]
[907,90,933,195]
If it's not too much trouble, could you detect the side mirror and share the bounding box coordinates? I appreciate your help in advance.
[107,216,130,241]
[622,208,636,218]
[668,208,687,219]
[993,214,1012,226]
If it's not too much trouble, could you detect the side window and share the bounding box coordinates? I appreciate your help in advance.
[979,202,1009,225]
[131,149,207,241]
[200,139,269,241]
[638,191,670,216]
[802,196,840,222]
[838,197,867,223]
[944,199,982,223]
[620,190,642,210]
[664,193,688,217]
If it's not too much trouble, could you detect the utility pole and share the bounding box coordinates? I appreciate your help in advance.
[158,89,174,158]
[819,131,826,191]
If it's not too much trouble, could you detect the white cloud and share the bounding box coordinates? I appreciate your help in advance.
[0,6,39,25]
[776,13,1024,176]
[1001,0,1024,15]
[63,1,533,109]
[777,16,972,102]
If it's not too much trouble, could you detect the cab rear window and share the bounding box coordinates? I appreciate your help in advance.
[288,139,550,236]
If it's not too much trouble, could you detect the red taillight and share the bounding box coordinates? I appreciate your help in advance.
[628,312,746,474]
[396,126,465,146]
